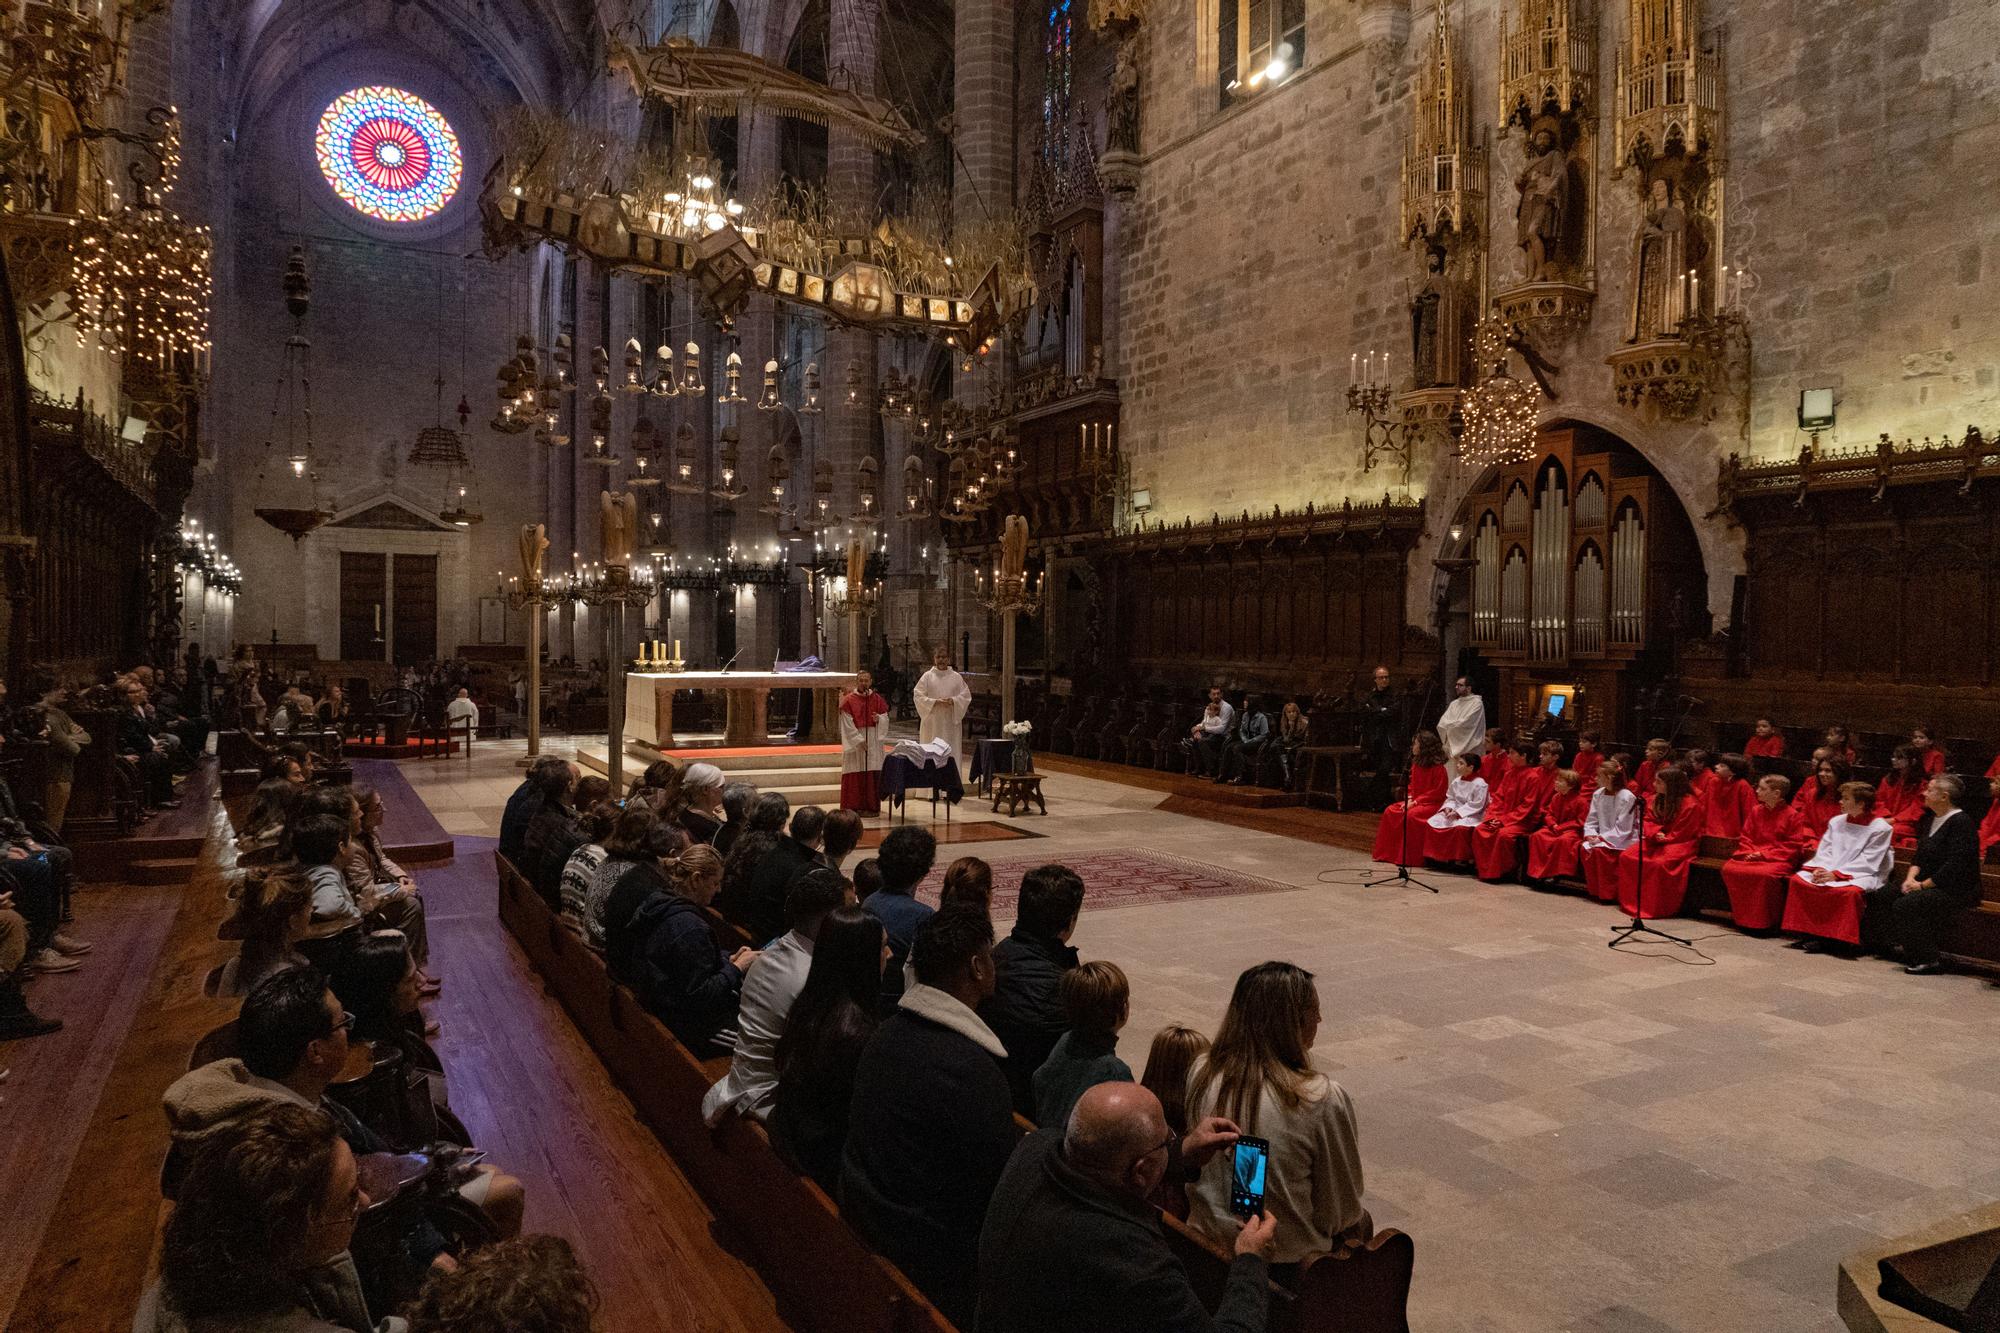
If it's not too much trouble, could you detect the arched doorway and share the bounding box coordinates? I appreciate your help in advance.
[1436,420,1708,744]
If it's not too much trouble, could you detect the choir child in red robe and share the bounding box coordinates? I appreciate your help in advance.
[1980,774,2000,864]
[1571,731,1604,790]
[1719,774,1810,930]
[1580,762,1641,902]
[1474,740,1558,881]
[1743,718,1786,763]
[1480,729,1516,789]
[1782,781,1895,951]
[1526,768,1587,884]
[1988,754,2000,780]
[1702,754,1759,841]
[1909,725,1948,779]
[1872,746,1929,851]
[1423,751,1488,868]
[1372,729,1449,864]
[1684,748,1718,813]
[1616,766,1706,918]
[1791,755,1849,839]
[1631,737,1674,797]
[1823,724,1858,767]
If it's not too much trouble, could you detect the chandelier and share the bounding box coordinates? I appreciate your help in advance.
[1456,320,1540,466]
[71,109,213,370]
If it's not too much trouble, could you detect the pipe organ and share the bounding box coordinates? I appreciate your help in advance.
[1458,425,1699,736]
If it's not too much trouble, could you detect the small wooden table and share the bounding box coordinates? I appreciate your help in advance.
[1300,744,1363,810]
[991,771,1047,817]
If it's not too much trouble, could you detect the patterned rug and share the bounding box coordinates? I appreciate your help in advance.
[911,849,1306,916]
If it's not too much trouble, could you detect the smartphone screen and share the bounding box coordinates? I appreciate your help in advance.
[1228,1136,1269,1217]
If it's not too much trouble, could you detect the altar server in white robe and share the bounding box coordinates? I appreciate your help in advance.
[839,670,890,814]
[1424,752,1489,865]
[1435,675,1486,764]
[914,645,972,762]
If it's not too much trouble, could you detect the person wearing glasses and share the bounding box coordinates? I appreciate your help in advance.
[136,1102,398,1332]
[976,1080,1274,1332]
[164,966,525,1240]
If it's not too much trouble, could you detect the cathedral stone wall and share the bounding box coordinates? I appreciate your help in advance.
[1117,0,2000,629]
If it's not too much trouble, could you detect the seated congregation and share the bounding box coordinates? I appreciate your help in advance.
[1373,717,2000,975]
[493,754,1403,1333]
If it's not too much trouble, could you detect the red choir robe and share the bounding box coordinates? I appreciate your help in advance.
[1572,748,1604,784]
[1702,776,1758,841]
[837,689,890,812]
[1480,751,1517,790]
[1631,758,1664,796]
[1979,801,2000,863]
[1781,816,1896,945]
[1373,763,1448,864]
[1615,795,1705,919]
[1744,735,1786,761]
[1526,788,1588,880]
[1872,774,1928,850]
[1915,746,1947,778]
[1791,781,1844,839]
[1474,763,1556,881]
[1988,755,2000,779]
[1718,802,1812,929]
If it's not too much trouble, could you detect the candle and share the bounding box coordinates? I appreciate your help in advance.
[373,603,381,632]
[673,638,681,661]
[1350,351,1358,381]
[1691,273,1700,311]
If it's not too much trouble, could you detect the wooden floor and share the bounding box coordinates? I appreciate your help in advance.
[3,812,789,1330]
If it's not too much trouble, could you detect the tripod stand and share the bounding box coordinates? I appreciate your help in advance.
[1608,756,1695,950]
[1363,769,1442,894]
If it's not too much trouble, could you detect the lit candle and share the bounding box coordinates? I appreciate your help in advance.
[673,638,681,661]
[1350,351,1358,382]
[373,603,381,632]
[1691,272,1700,311]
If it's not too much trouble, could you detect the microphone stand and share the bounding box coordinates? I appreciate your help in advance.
[1362,674,1444,894]
[1609,782,1694,950]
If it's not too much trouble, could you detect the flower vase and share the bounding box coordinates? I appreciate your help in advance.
[1011,738,1033,774]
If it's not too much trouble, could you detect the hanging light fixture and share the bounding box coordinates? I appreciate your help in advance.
[800,362,822,415]
[1456,320,1540,467]
[679,340,706,395]
[710,427,747,500]
[253,246,328,542]
[756,359,782,411]
[669,423,704,493]
[650,343,680,397]
[585,392,618,466]
[718,351,747,404]
[622,338,646,393]
[761,443,791,515]
[853,455,880,525]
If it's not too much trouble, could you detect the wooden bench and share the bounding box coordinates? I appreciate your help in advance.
[495,852,956,1333]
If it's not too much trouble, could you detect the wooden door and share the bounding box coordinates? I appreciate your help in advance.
[391,554,437,664]
[339,552,386,662]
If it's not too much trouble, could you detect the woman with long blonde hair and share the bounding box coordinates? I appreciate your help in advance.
[1185,962,1364,1268]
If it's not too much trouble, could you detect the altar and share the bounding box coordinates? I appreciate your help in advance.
[624,671,859,749]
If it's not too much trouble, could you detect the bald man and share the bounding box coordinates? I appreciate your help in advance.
[974,1082,1275,1332]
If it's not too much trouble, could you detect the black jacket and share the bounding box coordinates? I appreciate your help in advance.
[975,1129,1268,1333]
[735,834,820,945]
[498,781,543,863]
[840,1001,1022,1326]
[614,885,743,1054]
[1914,809,1982,906]
[522,801,585,907]
[980,928,1079,1117]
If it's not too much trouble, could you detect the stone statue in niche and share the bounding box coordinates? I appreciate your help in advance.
[1107,36,1141,154]
[599,490,637,567]
[1408,242,1465,390]
[1626,176,1690,342]
[1514,126,1570,283]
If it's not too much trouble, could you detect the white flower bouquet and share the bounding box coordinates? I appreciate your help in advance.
[1002,720,1033,738]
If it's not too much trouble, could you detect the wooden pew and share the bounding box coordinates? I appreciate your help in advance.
[494,851,956,1333]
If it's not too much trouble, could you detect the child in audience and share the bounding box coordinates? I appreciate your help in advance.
[1424,753,1487,868]
[1032,960,1134,1130]
[405,1234,599,1333]
[1139,1023,1212,1219]
[940,856,994,919]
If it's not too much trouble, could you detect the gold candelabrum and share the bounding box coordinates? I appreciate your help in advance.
[829,581,880,620]
[634,636,686,673]
[976,570,1043,616]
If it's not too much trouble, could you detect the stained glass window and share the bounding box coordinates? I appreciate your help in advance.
[1042,0,1073,162]
[315,86,463,223]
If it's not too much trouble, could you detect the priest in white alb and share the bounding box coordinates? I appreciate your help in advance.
[914,644,972,762]
[1436,675,1486,763]
[839,669,890,814]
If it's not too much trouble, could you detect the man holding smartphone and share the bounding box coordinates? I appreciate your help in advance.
[974,1082,1276,1332]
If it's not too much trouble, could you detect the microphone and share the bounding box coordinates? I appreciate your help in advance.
[718,651,742,673]
[1678,694,1706,707]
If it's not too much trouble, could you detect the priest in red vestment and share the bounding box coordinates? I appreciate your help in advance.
[1744,718,1786,762]
[1526,768,1588,883]
[837,671,890,814]
[1791,756,1849,839]
[1702,754,1759,841]
[1719,775,1811,930]
[1615,767,1705,919]
[1474,740,1558,881]
[1873,747,1930,851]
[1781,782,1895,950]
[1373,730,1449,864]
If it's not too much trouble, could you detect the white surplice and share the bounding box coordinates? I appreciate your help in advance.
[914,666,972,761]
[1427,776,1489,829]
[1436,693,1487,764]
